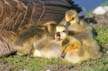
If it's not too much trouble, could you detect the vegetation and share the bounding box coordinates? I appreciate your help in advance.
[0,56,71,71]
[82,57,108,71]
[0,54,108,71]
[95,26,108,50]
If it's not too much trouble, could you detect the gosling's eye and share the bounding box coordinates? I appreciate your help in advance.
[72,17,75,20]
[63,30,66,32]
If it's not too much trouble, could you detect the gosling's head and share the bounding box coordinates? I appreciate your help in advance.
[43,21,57,36]
[55,25,67,41]
[65,10,79,26]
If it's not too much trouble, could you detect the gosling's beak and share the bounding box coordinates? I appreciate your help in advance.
[65,22,70,28]
[55,32,61,41]
[56,32,60,37]
[61,52,66,58]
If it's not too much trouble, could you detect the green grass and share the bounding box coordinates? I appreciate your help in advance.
[95,26,108,50]
[0,55,108,71]
[82,57,108,71]
[0,55,71,71]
